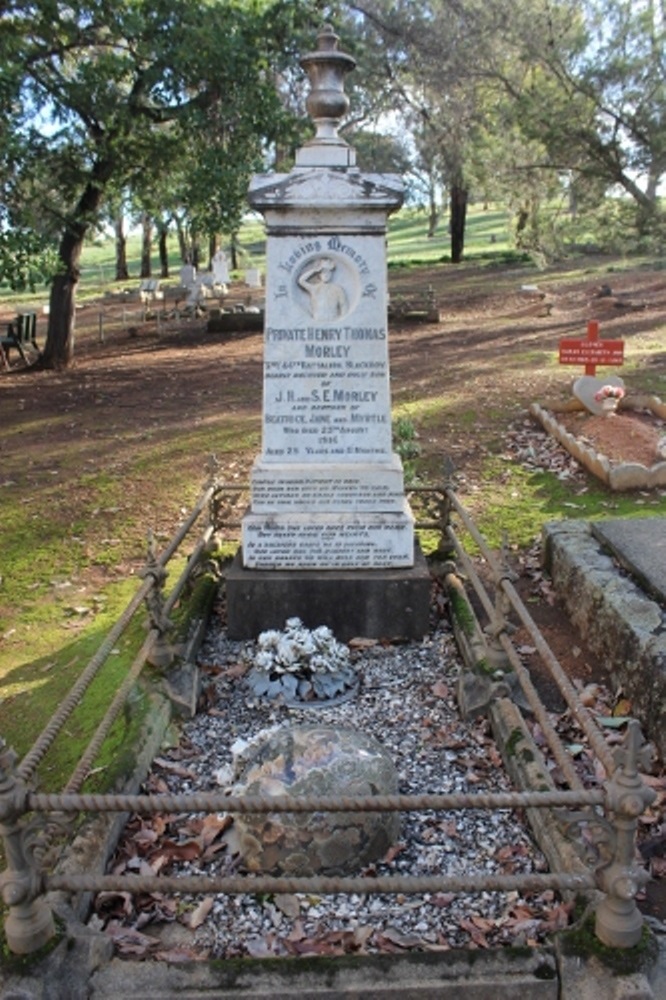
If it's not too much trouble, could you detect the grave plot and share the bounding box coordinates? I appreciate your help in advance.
[94,610,571,960]
[532,320,666,489]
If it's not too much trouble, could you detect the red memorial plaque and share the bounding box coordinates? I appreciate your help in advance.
[559,320,624,376]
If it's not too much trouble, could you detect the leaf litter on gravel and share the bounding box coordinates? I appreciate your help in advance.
[93,610,583,960]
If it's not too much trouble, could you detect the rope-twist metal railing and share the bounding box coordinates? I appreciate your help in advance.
[0,474,657,958]
[444,486,618,776]
[441,483,656,948]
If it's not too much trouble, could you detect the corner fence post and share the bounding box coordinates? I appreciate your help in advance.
[595,720,655,948]
[141,530,174,670]
[484,534,514,672]
[205,453,223,530]
[0,741,55,954]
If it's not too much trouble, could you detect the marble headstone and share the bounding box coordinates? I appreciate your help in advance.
[212,250,230,285]
[573,374,625,416]
[240,27,414,571]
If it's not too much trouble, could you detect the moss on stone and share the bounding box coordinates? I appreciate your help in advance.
[505,726,524,757]
[448,587,476,639]
[559,913,658,975]
[0,914,64,973]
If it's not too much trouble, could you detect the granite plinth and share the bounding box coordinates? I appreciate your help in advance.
[543,519,666,760]
[225,543,431,641]
[231,725,399,876]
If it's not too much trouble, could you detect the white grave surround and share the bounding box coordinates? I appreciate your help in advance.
[241,168,414,570]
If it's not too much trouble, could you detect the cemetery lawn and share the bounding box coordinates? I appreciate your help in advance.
[1,253,665,785]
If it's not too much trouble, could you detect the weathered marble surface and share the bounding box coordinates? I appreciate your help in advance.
[231,725,400,875]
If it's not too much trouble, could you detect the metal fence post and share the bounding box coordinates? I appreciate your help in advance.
[0,741,55,954]
[595,720,655,948]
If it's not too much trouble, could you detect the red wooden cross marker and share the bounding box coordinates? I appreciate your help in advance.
[559,320,624,376]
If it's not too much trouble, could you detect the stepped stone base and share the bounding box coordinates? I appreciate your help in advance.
[225,544,431,641]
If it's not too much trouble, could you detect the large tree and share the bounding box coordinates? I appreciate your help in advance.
[350,0,666,257]
[349,1,494,262]
[0,0,317,368]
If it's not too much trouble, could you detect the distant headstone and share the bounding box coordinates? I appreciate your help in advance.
[179,264,196,287]
[212,249,230,285]
[245,267,262,288]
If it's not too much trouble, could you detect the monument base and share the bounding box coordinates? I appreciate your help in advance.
[225,543,431,641]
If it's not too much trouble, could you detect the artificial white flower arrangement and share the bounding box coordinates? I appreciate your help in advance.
[246,617,358,703]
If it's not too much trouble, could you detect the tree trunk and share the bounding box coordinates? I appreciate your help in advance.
[208,235,219,269]
[515,206,530,245]
[157,223,169,278]
[41,230,84,369]
[230,232,239,272]
[115,214,129,281]
[140,213,152,278]
[427,186,439,238]
[450,183,468,263]
[175,218,188,263]
[42,160,112,368]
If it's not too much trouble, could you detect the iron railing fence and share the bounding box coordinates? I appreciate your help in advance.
[0,473,656,958]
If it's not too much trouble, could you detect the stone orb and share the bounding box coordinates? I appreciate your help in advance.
[232,725,400,876]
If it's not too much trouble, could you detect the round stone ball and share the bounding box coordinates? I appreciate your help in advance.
[232,724,400,876]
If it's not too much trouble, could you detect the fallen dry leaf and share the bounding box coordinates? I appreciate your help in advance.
[348,636,378,649]
[273,893,301,918]
[612,697,633,717]
[155,946,209,962]
[377,925,425,949]
[153,757,198,779]
[186,896,214,929]
[104,921,160,957]
[458,917,490,948]
[382,842,406,863]
[224,660,250,678]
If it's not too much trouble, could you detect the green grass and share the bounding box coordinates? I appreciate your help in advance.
[387,206,513,266]
[0,204,518,312]
[453,456,666,552]
[1,576,144,784]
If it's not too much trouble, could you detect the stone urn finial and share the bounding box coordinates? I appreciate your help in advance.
[299,24,356,149]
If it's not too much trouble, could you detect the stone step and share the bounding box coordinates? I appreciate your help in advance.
[542,518,666,762]
[89,949,559,999]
